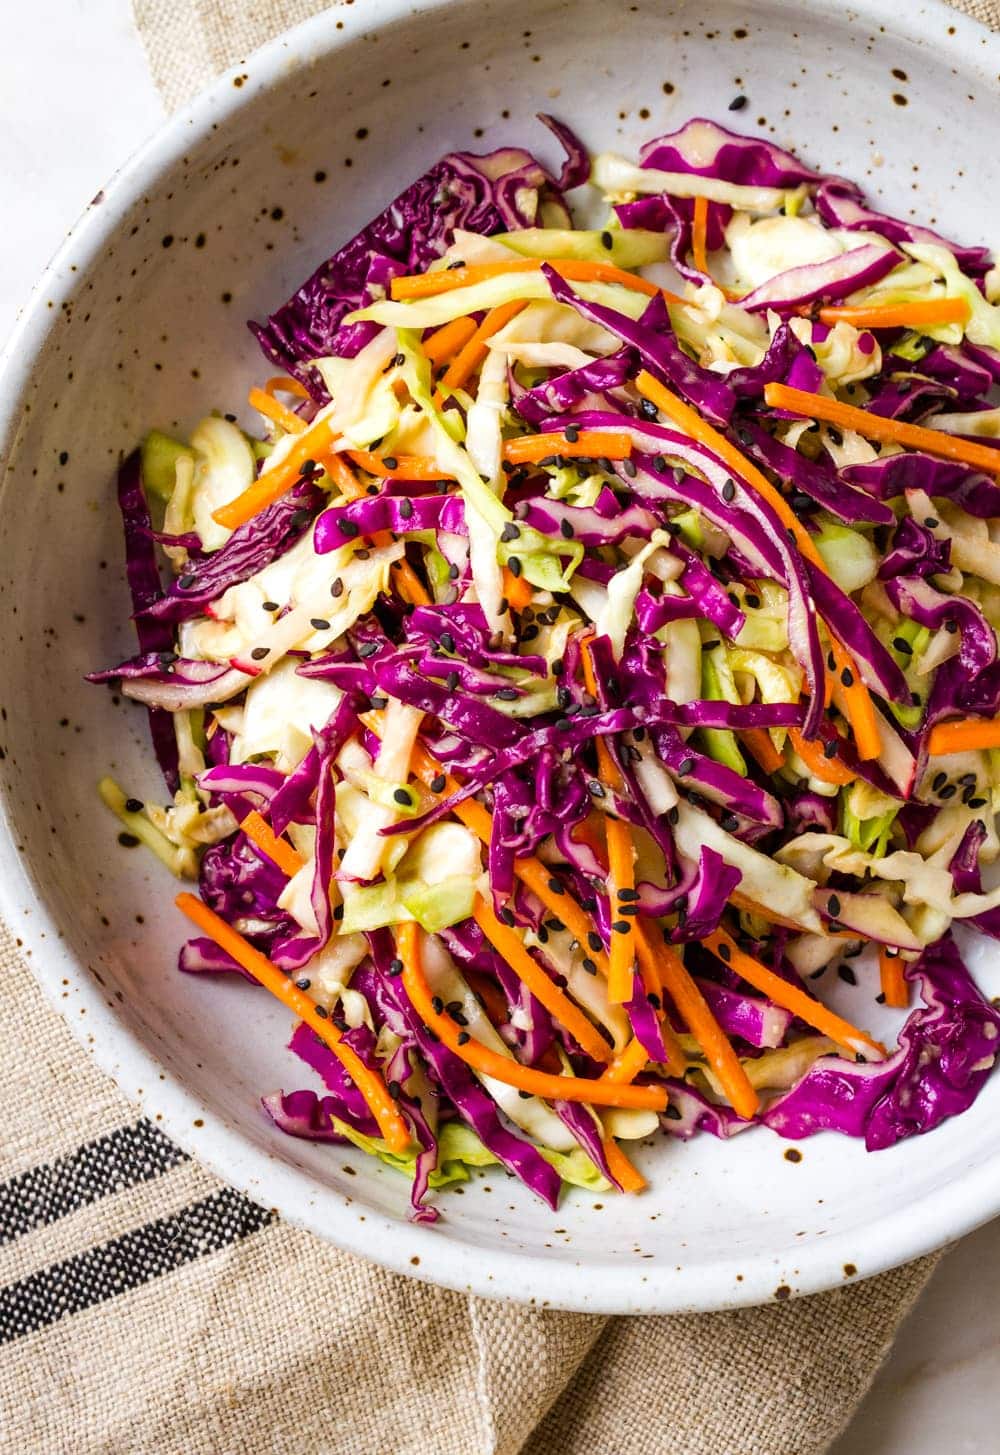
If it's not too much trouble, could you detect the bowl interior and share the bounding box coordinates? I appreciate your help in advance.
[2,0,999,1313]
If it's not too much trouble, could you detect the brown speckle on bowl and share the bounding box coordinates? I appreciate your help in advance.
[774,1284,792,1300]
[844,1263,858,1278]
[784,1148,803,1164]
[892,93,908,106]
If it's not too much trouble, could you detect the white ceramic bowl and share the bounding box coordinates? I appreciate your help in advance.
[2,0,1000,1314]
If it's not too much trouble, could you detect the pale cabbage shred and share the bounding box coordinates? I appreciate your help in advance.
[112,159,1000,1178]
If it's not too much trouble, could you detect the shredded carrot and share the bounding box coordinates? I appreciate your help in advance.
[818,298,971,329]
[927,717,1000,755]
[176,893,410,1152]
[580,635,637,1005]
[503,431,634,465]
[472,897,612,1064]
[828,642,882,761]
[391,258,682,305]
[436,301,528,398]
[240,810,305,878]
[345,450,453,481]
[265,375,310,400]
[248,386,306,436]
[213,415,339,530]
[691,195,710,277]
[742,727,784,774]
[635,926,760,1120]
[322,451,363,498]
[422,315,478,368]
[786,728,856,786]
[763,382,1000,478]
[396,922,667,1110]
[636,371,882,760]
[602,1137,647,1193]
[601,1037,653,1086]
[322,452,430,607]
[502,565,534,613]
[604,820,638,1005]
[879,946,910,1009]
[703,927,887,1060]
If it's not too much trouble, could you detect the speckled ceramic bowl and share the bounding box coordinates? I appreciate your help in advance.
[2,0,1000,1314]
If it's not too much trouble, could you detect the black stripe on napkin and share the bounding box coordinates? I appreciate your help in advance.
[0,1186,274,1343]
[0,1120,189,1246]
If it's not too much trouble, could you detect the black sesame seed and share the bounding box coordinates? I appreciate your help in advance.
[600,230,614,250]
[619,887,639,901]
[840,667,854,688]
[339,519,360,538]
[744,593,761,609]
[296,977,311,990]
[178,574,197,590]
[448,563,460,580]
[430,774,446,794]
[837,964,857,986]
[495,687,520,701]
[382,456,398,470]
[499,907,516,926]
[399,497,414,519]
[582,957,598,975]
[369,695,388,709]
[431,996,444,1014]
[808,966,826,980]
[924,516,939,529]
[828,894,841,917]
[331,578,344,597]
[388,958,404,977]
[358,642,379,659]
[314,1004,329,1018]
[717,942,731,963]
[968,796,988,809]
[117,831,140,848]
[124,797,144,814]
[640,398,659,421]
[722,479,736,503]
[588,780,605,798]
[653,454,667,472]
[720,813,739,832]
[893,637,913,655]
[559,518,575,539]
[393,788,412,806]
[310,617,331,631]
[551,658,564,677]
[588,931,604,953]
[508,556,522,578]
[940,784,957,800]
[678,757,695,775]
[564,424,580,443]
[617,905,639,917]
[612,920,631,934]
[822,738,839,759]
[250,646,270,661]
[729,94,748,110]
[945,619,959,634]
[667,806,679,826]
[457,1031,471,1045]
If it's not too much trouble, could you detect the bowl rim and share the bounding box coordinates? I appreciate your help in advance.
[2,0,999,1315]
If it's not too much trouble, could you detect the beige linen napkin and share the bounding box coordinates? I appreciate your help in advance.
[2,1,995,1449]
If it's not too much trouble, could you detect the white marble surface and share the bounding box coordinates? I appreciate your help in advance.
[4,1,999,1449]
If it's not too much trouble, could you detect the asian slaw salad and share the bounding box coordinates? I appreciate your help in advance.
[89,117,1000,1219]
